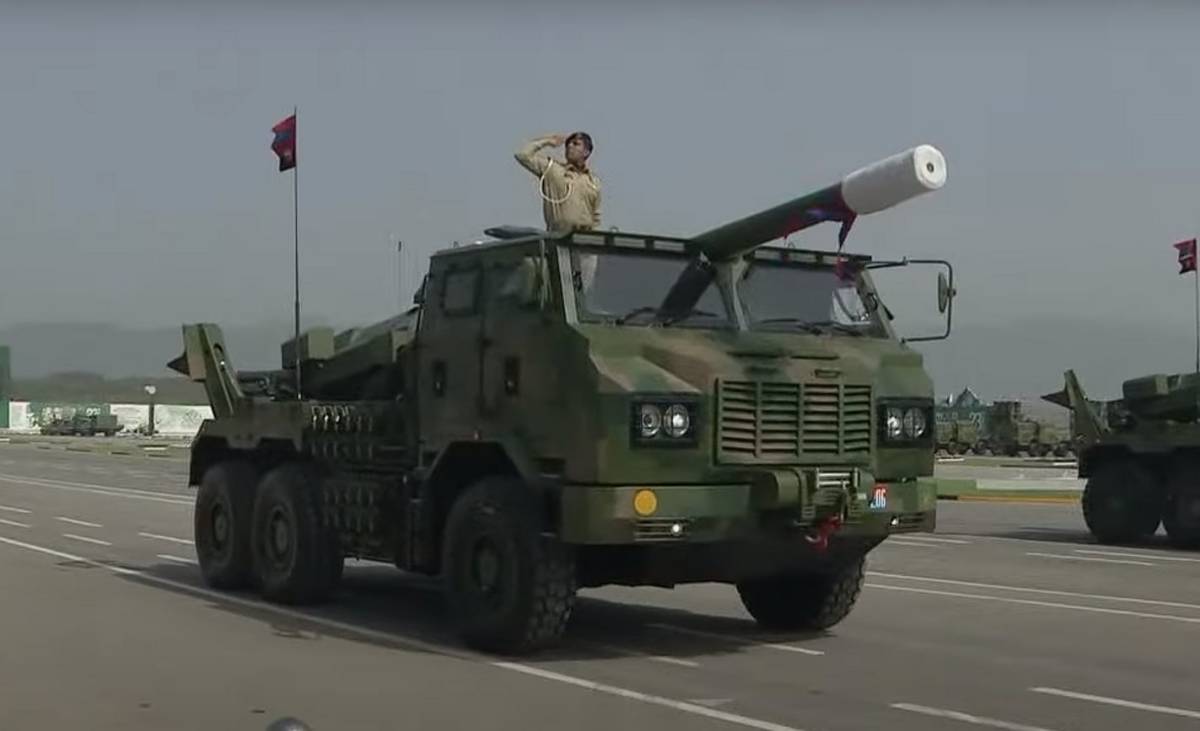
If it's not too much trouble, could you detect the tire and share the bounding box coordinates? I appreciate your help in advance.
[1163,458,1200,548]
[442,476,577,655]
[1081,459,1163,544]
[736,555,866,632]
[250,463,341,605]
[194,461,258,589]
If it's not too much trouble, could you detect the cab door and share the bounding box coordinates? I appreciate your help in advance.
[416,255,485,448]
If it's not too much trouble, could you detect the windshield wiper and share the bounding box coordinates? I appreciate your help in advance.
[806,320,867,336]
[614,306,661,325]
[661,308,720,326]
[755,318,865,336]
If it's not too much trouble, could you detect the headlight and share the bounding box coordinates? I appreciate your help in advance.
[664,404,690,438]
[878,400,934,445]
[631,398,697,446]
[886,408,903,439]
[639,404,662,438]
[902,407,927,438]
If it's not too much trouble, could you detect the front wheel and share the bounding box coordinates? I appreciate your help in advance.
[736,556,866,632]
[1082,459,1163,544]
[1163,458,1200,548]
[442,477,577,654]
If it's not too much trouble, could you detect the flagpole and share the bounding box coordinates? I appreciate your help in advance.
[1185,259,1195,374]
[293,104,301,399]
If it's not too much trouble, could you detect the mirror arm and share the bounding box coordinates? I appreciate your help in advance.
[901,258,955,344]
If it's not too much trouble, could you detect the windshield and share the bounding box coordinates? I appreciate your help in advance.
[571,248,732,328]
[737,260,885,336]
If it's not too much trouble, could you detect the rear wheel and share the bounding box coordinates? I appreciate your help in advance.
[736,556,866,631]
[1082,459,1163,544]
[250,463,341,605]
[442,476,577,654]
[1163,457,1200,548]
[194,461,257,589]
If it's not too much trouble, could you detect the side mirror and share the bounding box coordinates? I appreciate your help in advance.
[937,271,956,314]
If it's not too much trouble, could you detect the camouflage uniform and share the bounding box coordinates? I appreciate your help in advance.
[514,136,602,232]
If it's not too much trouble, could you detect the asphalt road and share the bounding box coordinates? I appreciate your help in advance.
[1,443,1198,731]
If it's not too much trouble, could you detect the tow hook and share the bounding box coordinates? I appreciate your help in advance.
[804,514,844,552]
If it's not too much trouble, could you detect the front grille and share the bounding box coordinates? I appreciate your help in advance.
[717,380,872,463]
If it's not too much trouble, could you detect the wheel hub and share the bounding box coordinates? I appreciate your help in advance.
[471,539,502,596]
[267,508,292,564]
[212,505,230,548]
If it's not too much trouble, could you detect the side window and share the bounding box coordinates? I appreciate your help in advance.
[441,268,480,316]
[488,263,521,307]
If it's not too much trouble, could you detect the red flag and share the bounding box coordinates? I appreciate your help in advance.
[271,114,296,171]
[1175,238,1197,274]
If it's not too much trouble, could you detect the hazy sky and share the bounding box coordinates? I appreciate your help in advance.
[4,1,1200,354]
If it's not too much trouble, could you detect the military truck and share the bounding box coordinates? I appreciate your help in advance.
[39,412,123,437]
[1044,369,1200,547]
[170,145,954,654]
[935,417,980,455]
[978,400,1073,458]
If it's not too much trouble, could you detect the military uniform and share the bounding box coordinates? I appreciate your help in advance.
[514,136,601,232]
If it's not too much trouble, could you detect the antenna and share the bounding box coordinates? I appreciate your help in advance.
[397,238,404,311]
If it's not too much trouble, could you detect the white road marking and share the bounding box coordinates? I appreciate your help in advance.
[868,583,1200,624]
[0,505,31,514]
[888,540,945,548]
[495,662,804,731]
[578,640,700,668]
[0,535,806,731]
[56,516,103,528]
[869,571,1200,611]
[0,518,31,528]
[1074,549,1200,564]
[62,533,112,546]
[896,535,971,544]
[139,532,193,546]
[157,554,197,565]
[891,703,1057,730]
[0,473,191,506]
[649,623,825,656]
[1025,552,1154,567]
[1030,687,1200,720]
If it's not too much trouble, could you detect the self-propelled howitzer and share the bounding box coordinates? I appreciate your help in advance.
[1044,369,1200,547]
[170,144,955,655]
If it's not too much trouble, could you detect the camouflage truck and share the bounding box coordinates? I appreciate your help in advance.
[39,412,123,437]
[935,417,980,455]
[979,400,1073,458]
[1045,370,1200,547]
[169,145,954,654]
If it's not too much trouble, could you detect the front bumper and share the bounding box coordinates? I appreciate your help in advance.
[558,472,937,544]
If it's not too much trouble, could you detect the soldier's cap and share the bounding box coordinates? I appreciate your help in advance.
[566,131,593,153]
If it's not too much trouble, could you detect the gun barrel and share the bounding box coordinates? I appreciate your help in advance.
[691,144,947,260]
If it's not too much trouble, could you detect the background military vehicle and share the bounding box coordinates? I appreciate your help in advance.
[935,388,1075,458]
[977,400,1074,458]
[935,417,980,455]
[39,411,123,437]
[1044,369,1200,547]
[169,145,954,654]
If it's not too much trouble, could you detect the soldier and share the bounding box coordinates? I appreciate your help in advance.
[514,132,601,233]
